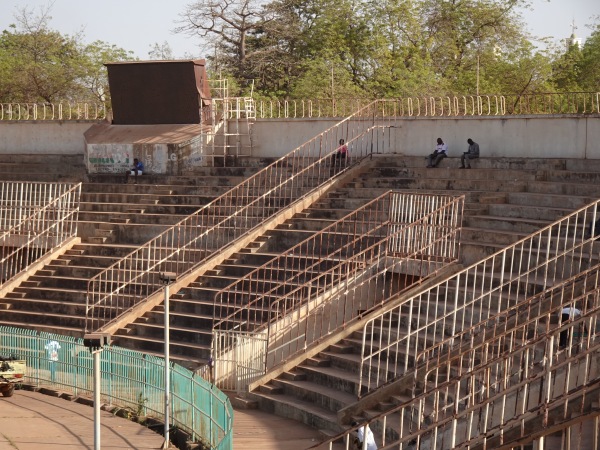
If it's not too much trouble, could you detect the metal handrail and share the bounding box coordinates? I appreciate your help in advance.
[0,326,233,449]
[211,192,464,391]
[85,100,406,333]
[355,199,600,398]
[213,191,463,330]
[0,182,81,288]
[253,92,600,118]
[312,263,600,449]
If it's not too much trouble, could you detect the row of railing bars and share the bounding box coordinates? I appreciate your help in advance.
[3,92,599,121]
[312,199,600,448]
[356,199,600,397]
[0,182,81,288]
[212,191,464,330]
[84,99,407,333]
[312,262,600,449]
[211,192,465,391]
[254,92,600,118]
[0,103,106,121]
[0,181,77,229]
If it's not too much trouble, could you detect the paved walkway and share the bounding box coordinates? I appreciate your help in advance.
[233,407,325,450]
[0,389,328,450]
[0,390,164,450]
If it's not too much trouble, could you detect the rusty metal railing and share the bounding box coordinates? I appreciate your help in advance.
[2,92,598,121]
[85,100,406,333]
[311,261,600,449]
[0,182,81,287]
[0,103,106,121]
[355,200,600,398]
[211,192,464,391]
[255,92,600,118]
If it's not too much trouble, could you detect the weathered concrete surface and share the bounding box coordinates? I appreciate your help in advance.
[232,407,325,450]
[0,389,165,449]
[2,115,599,163]
[253,115,600,159]
[0,389,327,450]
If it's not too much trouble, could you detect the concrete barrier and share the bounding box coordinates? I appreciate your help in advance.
[0,115,599,172]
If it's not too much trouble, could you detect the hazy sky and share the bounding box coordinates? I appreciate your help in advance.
[0,0,598,59]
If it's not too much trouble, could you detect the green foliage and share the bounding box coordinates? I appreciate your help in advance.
[0,5,134,104]
[194,0,562,98]
[551,42,583,91]
[577,25,600,91]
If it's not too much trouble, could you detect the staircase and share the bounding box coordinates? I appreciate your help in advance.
[312,261,600,449]
[110,161,380,368]
[238,156,600,439]
[0,166,261,337]
[3,153,600,446]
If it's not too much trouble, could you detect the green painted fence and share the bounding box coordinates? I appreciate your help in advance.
[0,326,232,449]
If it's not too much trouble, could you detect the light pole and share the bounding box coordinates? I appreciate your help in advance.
[83,332,111,450]
[159,271,176,450]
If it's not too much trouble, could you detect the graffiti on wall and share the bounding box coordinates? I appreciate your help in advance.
[87,144,132,174]
[86,131,207,175]
[87,143,176,174]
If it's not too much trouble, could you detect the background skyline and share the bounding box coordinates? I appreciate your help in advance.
[0,0,598,60]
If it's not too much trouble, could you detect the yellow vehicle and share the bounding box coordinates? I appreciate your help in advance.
[0,356,25,397]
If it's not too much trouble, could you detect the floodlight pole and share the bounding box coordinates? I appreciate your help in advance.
[160,272,176,450]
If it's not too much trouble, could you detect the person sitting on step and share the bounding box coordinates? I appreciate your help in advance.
[125,158,143,184]
[426,138,448,168]
[460,138,480,169]
[352,421,378,450]
[332,138,348,166]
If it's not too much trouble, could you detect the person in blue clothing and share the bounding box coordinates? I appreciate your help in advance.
[125,158,143,184]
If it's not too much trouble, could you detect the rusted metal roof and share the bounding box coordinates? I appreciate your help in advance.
[84,122,211,144]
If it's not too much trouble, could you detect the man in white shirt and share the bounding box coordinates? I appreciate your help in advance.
[45,340,61,382]
[559,306,582,349]
[352,421,378,450]
[426,138,448,168]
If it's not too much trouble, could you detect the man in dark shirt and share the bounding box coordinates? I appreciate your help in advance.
[460,138,480,169]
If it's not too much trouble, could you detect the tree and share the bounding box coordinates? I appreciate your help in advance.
[149,41,174,60]
[551,40,583,91]
[176,0,277,87]
[577,24,600,91]
[0,4,134,104]
[0,5,86,102]
[80,41,135,103]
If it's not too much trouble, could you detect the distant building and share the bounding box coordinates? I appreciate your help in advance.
[565,20,583,50]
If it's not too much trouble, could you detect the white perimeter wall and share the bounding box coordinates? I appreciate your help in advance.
[0,115,598,159]
[252,115,600,160]
[0,121,91,154]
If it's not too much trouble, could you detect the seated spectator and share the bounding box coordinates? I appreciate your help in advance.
[426,138,448,168]
[352,421,378,450]
[460,138,480,169]
[332,138,348,164]
[559,306,581,349]
[585,208,600,240]
[125,158,143,184]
